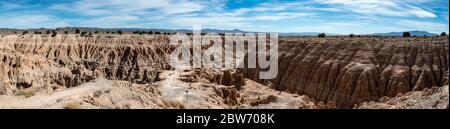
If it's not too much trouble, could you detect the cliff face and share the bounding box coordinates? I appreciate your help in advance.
[0,35,448,108]
[355,85,448,109]
[244,37,449,108]
[0,34,172,95]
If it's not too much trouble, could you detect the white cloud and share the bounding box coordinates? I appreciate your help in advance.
[168,15,248,29]
[315,0,437,18]
[396,20,449,33]
[251,12,313,21]
[0,1,23,10]
[50,0,210,16]
[324,22,364,27]
[0,15,69,29]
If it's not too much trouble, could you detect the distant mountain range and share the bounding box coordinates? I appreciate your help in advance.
[373,31,438,36]
[0,27,439,36]
[279,32,341,36]
[54,27,248,33]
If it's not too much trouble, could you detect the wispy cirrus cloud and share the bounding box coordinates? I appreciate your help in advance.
[251,12,314,21]
[315,0,437,18]
[0,0,447,33]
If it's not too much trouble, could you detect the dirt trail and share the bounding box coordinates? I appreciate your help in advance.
[158,68,225,108]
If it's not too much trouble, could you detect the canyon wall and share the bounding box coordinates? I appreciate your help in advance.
[0,34,172,95]
[244,37,449,108]
[1,34,448,108]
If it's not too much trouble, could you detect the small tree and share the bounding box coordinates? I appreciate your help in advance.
[51,30,57,37]
[81,31,87,36]
[75,29,81,34]
[22,31,28,35]
[34,31,42,34]
[94,31,99,34]
[106,31,110,34]
[402,32,411,37]
[46,30,51,34]
[155,31,161,35]
[117,30,122,35]
[441,32,447,37]
[64,31,68,34]
[148,31,153,34]
[318,33,326,38]
[349,33,354,38]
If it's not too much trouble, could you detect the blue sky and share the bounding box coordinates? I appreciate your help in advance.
[0,0,448,34]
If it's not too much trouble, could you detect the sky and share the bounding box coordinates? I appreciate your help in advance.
[0,0,448,34]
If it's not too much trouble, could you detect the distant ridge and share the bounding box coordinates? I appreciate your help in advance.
[373,30,438,36]
[0,27,439,36]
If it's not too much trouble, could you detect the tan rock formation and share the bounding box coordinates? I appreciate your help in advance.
[244,37,449,108]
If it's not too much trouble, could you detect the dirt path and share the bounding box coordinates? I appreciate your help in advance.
[158,69,220,108]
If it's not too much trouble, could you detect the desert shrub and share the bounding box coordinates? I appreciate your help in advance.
[318,33,326,38]
[148,31,153,34]
[155,31,161,34]
[51,30,57,37]
[250,95,277,106]
[403,32,411,37]
[106,31,110,33]
[18,90,35,98]
[22,31,28,35]
[441,32,447,37]
[75,29,80,34]
[117,30,122,35]
[349,33,354,38]
[63,102,82,109]
[80,31,87,36]
[64,31,68,34]
[161,99,185,109]
[34,31,42,34]
[94,31,99,34]
[46,30,51,34]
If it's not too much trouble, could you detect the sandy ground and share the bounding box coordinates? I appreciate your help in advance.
[0,78,112,109]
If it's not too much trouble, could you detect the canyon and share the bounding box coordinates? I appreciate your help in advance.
[0,34,448,109]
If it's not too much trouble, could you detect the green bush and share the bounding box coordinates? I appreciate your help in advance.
[51,30,57,37]
[318,33,325,38]
[402,32,411,37]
